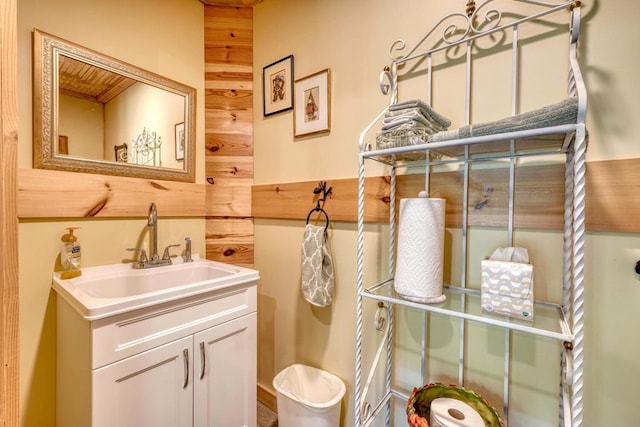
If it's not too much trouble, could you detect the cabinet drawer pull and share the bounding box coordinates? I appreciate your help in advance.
[199,341,206,380]
[183,348,189,389]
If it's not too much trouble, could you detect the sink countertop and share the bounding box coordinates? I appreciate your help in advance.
[52,256,259,320]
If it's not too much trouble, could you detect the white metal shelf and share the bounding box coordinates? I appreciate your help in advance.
[362,124,578,166]
[360,280,573,342]
[353,2,587,426]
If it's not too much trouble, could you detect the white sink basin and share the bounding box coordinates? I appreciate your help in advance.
[52,256,259,320]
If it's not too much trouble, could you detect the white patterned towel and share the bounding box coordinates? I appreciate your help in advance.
[301,224,334,307]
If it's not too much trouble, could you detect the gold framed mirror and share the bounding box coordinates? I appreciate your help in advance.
[33,29,196,182]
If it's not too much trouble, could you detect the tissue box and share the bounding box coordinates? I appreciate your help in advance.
[481,259,534,321]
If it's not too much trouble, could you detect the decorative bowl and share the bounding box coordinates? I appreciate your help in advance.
[406,382,504,427]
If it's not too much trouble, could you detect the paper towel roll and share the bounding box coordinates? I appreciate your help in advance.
[394,193,446,304]
[430,398,484,427]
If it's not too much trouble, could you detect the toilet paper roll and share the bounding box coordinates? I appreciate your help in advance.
[430,398,484,427]
[394,194,446,304]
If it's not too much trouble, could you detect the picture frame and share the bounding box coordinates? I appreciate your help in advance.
[58,135,68,155]
[263,55,294,116]
[114,143,128,162]
[294,69,331,137]
[175,122,185,160]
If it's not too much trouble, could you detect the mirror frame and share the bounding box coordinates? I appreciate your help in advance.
[33,29,196,182]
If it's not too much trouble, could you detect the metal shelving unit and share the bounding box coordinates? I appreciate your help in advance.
[353,2,587,426]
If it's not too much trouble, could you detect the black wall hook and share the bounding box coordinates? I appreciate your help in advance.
[313,181,333,209]
[307,181,332,231]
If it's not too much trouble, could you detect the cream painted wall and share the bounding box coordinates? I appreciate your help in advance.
[17,0,205,426]
[105,83,186,169]
[59,95,104,159]
[254,0,640,426]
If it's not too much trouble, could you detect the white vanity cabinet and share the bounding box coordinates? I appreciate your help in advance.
[194,313,257,426]
[92,335,195,427]
[56,280,257,427]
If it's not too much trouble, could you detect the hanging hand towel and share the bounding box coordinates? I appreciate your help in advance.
[301,224,335,307]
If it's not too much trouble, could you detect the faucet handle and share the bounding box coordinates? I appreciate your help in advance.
[162,244,181,261]
[127,248,148,263]
[184,237,193,262]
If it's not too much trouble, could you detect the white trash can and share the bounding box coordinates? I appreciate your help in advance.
[273,364,346,427]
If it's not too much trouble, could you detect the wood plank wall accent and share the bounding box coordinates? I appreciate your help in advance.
[252,158,640,233]
[1,0,19,424]
[204,5,255,268]
[17,168,205,218]
[200,0,263,6]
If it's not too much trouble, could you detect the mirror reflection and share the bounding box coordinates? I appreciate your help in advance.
[33,29,196,182]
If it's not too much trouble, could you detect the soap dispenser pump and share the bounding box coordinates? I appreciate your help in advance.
[60,227,81,279]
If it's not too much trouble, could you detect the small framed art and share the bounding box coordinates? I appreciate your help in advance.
[263,55,294,116]
[175,122,185,160]
[58,135,69,155]
[294,69,331,137]
[114,143,128,162]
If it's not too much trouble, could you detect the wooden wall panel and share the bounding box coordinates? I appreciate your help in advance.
[585,158,640,233]
[1,0,19,424]
[206,177,253,217]
[204,5,254,266]
[206,217,254,267]
[201,0,263,7]
[18,168,205,218]
[204,5,253,47]
[206,155,254,179]
[252,177,391,223]
[398,165,566,230]
[252,158,640,233]
[205,132,253,156]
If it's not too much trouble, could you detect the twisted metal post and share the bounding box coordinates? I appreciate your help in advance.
[569,6,587,424]
[560,145,575,426]
[355,109,387,426]
[384,165,397,427]
[571,125,586,427]
[354,151,366,426]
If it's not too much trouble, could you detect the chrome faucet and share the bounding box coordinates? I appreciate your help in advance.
[127,203,178,268]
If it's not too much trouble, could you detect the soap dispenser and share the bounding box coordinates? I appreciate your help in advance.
[60,227,81,279]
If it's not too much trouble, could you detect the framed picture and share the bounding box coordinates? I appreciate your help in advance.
[294,69,331,137]
[175,122,185,160]
[114,143,128,162]
[58,135,69,155]
[263,55,294,116]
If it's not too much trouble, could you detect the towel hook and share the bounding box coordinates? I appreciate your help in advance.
[313,181,332,209]
[306,207,329,231]
[306,181,332,231]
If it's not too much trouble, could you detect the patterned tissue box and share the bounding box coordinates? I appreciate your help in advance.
[481,259,534,321]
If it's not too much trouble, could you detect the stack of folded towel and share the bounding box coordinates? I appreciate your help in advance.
[381,99,451,134]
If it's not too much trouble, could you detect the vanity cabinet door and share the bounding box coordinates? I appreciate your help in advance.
[194,312,257,427]
[92,336,194,427]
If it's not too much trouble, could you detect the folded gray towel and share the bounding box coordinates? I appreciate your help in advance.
[429,128,461,142]
[429,97,579,143]
[389,99,452,128]
[381,115,446,133]
[384,106,425,118]
[383,109,447,129]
